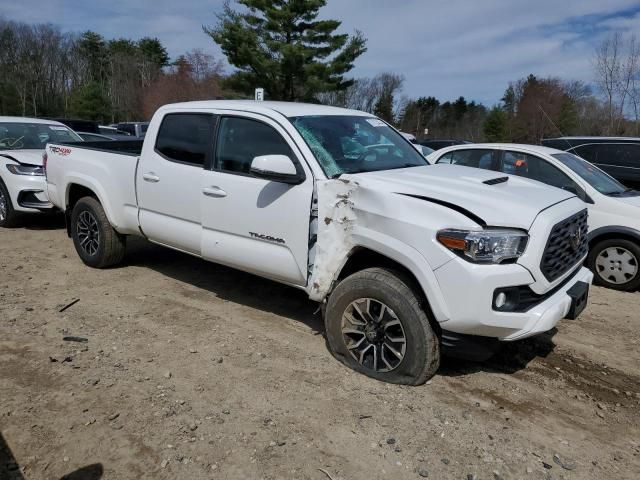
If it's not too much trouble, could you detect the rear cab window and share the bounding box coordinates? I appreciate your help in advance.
[155,113,217,166]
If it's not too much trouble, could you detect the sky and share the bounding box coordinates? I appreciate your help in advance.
[3,0,640,105]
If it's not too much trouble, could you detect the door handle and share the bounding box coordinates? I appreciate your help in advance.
[202,186,227,198]
[142,172,160,183]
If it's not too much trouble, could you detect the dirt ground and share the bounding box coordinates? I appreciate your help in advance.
[1,216,639,480]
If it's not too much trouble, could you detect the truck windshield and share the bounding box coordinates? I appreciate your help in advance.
[290,115,428,177]
[551,152,630,196]
[0,122,82,151]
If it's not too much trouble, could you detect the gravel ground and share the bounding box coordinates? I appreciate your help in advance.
[1,216,639,480]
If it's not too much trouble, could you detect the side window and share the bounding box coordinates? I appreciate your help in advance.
[572,144,596,163]
[436,152,454,164]
[437,149,497,170]
[215,117,293,175]
[155,113,216,166]
[589,143,640,168]
[503,151,578,191]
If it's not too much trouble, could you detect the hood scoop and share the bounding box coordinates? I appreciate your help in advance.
[483,176,509,185]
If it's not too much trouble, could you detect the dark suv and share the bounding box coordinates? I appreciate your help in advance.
[542,137,640,187]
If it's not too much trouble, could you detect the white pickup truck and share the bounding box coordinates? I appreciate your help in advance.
[45,100,593,385]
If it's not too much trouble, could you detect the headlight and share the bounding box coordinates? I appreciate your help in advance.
[6,164,44,176]
[437,228,528,264]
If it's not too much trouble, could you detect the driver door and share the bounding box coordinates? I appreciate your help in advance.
[200,113,314,286]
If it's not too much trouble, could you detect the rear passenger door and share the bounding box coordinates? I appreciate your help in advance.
[200,113,314,286]
[137,112,217,255]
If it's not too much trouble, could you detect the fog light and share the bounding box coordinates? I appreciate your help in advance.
[495,292,507,309]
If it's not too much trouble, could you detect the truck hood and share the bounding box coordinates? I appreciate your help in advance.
[346,164,575,230]
[0,149,44,166]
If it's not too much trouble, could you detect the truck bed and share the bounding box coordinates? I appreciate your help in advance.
[46,140,142,235]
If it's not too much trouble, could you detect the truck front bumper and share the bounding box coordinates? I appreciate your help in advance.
[433,257,594,341]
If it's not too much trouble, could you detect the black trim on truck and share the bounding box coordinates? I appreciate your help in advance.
[492,265,583,313]
[440,331,500,361]
[59,140,144,156]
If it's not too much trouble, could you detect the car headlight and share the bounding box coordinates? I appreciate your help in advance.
[6,164,44,176]
[437,228,528,264]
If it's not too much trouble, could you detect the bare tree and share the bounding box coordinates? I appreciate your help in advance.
[593,33,640,135]
[623,35,640,135]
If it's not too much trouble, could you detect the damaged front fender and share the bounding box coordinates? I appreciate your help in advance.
[306,178,358,301]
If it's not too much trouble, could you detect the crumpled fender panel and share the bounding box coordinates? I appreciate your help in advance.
[306,178,358,301]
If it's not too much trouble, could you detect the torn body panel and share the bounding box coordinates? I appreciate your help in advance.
[306,178,358,301]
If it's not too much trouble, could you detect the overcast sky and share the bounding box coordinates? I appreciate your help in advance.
[4,0,640,105]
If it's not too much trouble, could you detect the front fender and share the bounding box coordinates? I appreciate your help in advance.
[350,227,452,323]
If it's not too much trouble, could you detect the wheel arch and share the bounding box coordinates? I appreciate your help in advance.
[335,246,446,331]
[65,183,102,236]
[588,225,640,248]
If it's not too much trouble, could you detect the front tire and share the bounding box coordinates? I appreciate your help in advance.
[587,238,640,291]
[325,268,440,385]
[70,196,126,268]
[0,178,19,228]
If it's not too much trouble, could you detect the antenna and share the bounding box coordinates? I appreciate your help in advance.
[538,104,574,151]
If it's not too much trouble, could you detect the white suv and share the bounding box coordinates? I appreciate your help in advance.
[0,117,82,227]
[429,143,640,291]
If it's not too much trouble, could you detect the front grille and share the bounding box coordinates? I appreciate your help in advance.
[540,209,588,282]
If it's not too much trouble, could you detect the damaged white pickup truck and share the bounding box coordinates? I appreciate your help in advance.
[45,101,593,385]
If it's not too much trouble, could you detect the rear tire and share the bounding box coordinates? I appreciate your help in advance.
[325,267,440,385]
[70,196,126,268]
[0,177,19,228]
[587,238,640,291]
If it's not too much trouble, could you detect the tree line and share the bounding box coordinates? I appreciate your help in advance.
[1,0,639,144]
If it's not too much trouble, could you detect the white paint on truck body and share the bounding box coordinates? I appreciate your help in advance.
[45,100,593,342]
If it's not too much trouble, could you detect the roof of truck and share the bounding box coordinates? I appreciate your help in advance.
[159,100,372,118]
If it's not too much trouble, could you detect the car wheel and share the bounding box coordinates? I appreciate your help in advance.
[71,196,126,268]
[325,267,440,385]
[588,238,640,291]
[0,178,19,228]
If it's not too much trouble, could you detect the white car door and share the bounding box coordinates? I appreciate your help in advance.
[137,112,216,255]
[200,113,314,286]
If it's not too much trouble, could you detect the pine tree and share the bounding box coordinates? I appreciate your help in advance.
[204,0,367,101]
[483,106,508,142]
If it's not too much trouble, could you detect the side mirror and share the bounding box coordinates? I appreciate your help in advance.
[250,155,304,185]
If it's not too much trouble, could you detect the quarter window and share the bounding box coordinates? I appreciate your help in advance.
[155,113,216,166]
[215,117,293,174]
